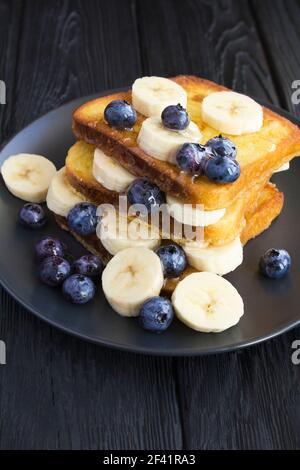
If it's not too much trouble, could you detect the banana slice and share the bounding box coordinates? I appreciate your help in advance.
[172,272,244,333]
[182,237,243,276]
[102,247,164,317]
[132,76,187,117]
[98,205,161,255]
[137,116,201,162]
[46,167,86,217]
[202,91,263,135]
[166,194,225,227]
[274,162,290,173]
[93,148,135,192]
[1,153,57,203]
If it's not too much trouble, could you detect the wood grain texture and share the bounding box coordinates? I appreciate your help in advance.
[0,0,182,450]
[135,0,300,450]
[251,0,300,115]
[135,0,278,102]
[0,0,23,144]
[0,0,300,450]
[11,0,142,131]
[0,285,182,449]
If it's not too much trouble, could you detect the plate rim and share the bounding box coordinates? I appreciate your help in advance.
[1,89,300,356]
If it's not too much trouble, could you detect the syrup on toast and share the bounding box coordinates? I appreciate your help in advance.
[72,75,300,210]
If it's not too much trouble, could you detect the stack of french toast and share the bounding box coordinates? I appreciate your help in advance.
[46,76,300,299]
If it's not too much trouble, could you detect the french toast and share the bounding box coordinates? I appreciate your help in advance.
[53,181,283,296]
[72,75,300,210]
[65,140,280,246]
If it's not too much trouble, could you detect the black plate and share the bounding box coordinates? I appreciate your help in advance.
[0,90,300,356]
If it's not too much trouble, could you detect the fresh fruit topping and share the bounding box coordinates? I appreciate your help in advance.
[62,274,96,304]
[139,296,174,333]
[166,194,225,227]
[101,247,164,317]
[39,256,71,286]
[172,272,244,333]
[46,167,85,217]
[205,135,237,159]
[127,178,166,212]
[35,236,66,260]
[99,205,161,255]
[161,104,190,130]
[182,237,243,276]
[93,148,135,192]
[259,248,291,279]
[175,143,206,174]
[19,203,47,229]
[202,91,263,135]
[1,153,56,202]
[132,76,187,117]
[104,100,137,129]
[203,155,240,183]
[73,254,103,278]
[156,244,187,278]
[67,202,99,236]
[137,116,201,162]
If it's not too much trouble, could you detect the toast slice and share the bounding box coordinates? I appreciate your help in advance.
[72,75,300,210]
[54,181,283,296]
[65,140,282,246]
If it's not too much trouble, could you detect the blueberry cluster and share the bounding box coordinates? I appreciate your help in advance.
[175,135,240,183]
[36,236,102,304]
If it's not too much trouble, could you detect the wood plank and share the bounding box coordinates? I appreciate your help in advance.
[0,287,182,449]
[0,0,24,144]
[11,0,142,130]
[135,0,278,102]
[136,0,300,450]
[175,333,300,449]
[0,0,182,450]
[251,0,300,114]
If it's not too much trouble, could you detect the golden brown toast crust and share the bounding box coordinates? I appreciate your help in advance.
[72,75,300,210]
[54,182,283,296]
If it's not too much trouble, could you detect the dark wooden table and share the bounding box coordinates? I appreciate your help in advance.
[0,0,300,450]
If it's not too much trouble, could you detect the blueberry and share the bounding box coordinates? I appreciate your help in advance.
[35,236,66,260]
[73,254,103,278]
[19,203,46,229]
[203,155,240,183]
[176,143,206,175]
[67,203,99,236]
[206,135,237,159]
[156,244,187,278]
[127,178,166,212]
[39,256,71,286]
[259,248,291,279]
[139,296,174,333]
[161,104,190,130]
[104,100,137,129]
[62,274,96,304]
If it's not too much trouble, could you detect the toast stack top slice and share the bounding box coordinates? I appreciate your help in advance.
[72,75,300,210]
